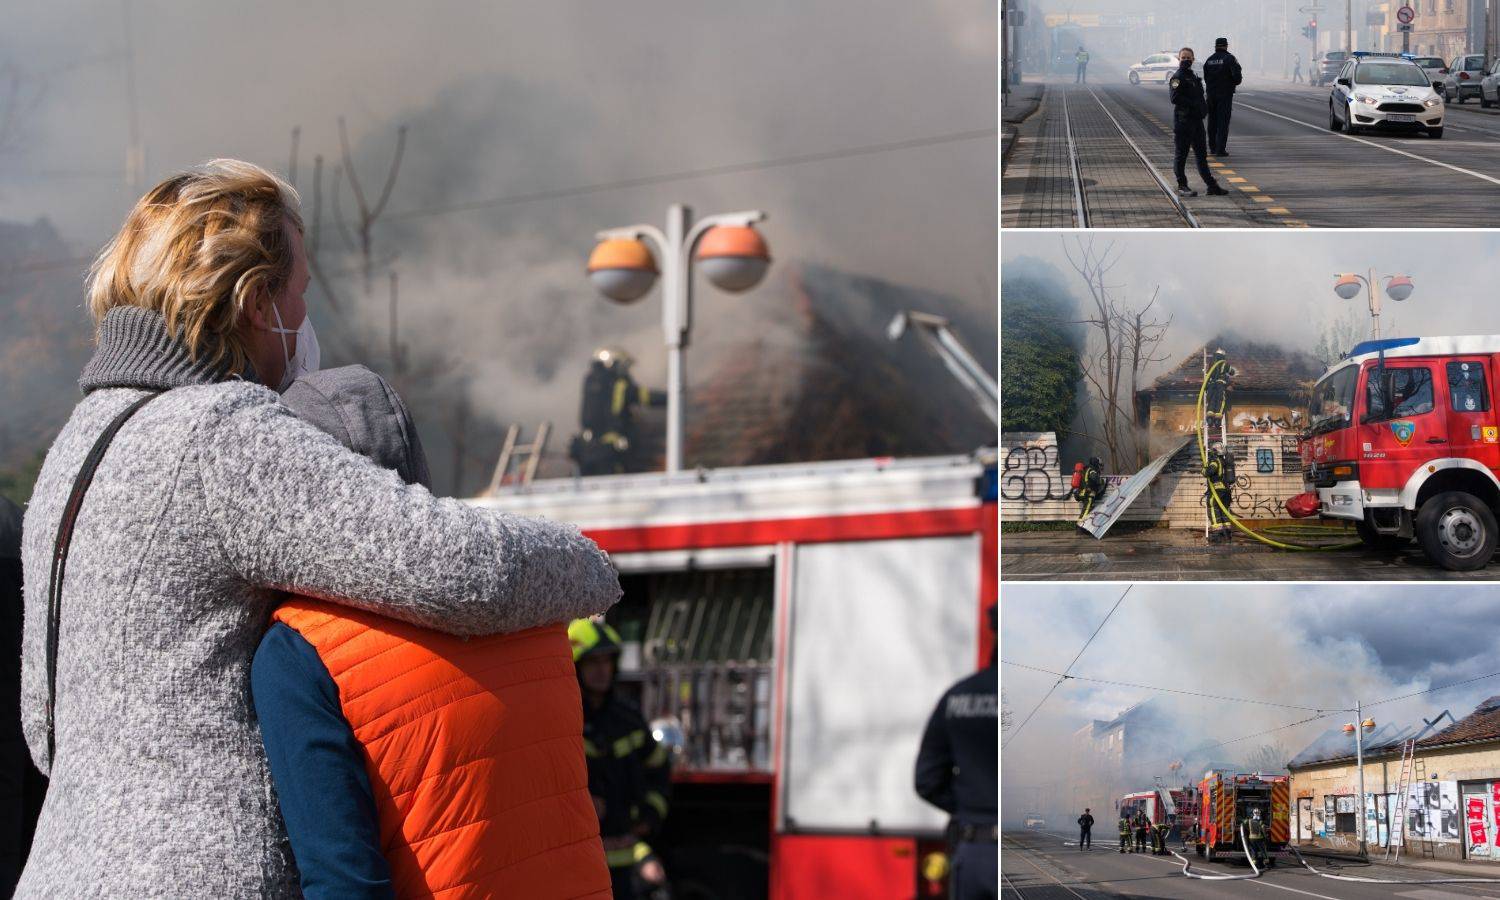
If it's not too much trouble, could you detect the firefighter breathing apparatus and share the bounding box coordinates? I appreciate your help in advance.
[1196,358,1363,552]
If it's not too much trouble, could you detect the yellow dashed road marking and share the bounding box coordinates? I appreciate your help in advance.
[1252,196,1274,202]
[1236,185,1260,192]
[1268,207,1291,214]
[1227,176,1247,183]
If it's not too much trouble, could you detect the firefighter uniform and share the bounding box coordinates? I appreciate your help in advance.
[1134,814,1151,854]
[1169,57,1227,197]
[1204,444,1235,543]
[571,349,667,476]
[1246,813,1268,867]
[916,646,998,899]
[1153,820,1170,855]
[1076,457,1105,520]
[1202,39,1243,156]
[1204,351,1232,434]
[571,620,673,900]
[1118,815,1131,852]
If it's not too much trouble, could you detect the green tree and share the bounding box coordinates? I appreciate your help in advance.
[1000,273,1082,434]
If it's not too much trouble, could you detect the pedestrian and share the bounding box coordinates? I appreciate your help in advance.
[1169,48,1231,198]
[1292,52,1304,84]
[1118,810,1132,852]
[1202,37,1243,156]
[1077,808,1095,850]
[252,366,613,899]
[916,606,998,899]
[573,619,676,899]
[14,159,621,897]
[1076,46,1090,83]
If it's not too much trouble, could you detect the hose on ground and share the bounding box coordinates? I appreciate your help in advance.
[1165,825,1264,881]
[1287,843,1500,884]
[1196,359,1363,552]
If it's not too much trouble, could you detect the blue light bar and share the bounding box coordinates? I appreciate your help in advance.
[1348,337,1420,357]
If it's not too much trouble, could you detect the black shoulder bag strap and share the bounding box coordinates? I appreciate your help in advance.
[44,390,162,768]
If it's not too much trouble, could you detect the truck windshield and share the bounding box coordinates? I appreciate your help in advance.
[1310,365,1358,433]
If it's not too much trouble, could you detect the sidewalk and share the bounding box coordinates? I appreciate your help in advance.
[1001,81,1044,163]
[1297,846,1500,879]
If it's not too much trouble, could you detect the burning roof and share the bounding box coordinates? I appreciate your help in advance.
[1288,711,1456,769]
[1416,695,1500,751]
[1147,336,1324,395]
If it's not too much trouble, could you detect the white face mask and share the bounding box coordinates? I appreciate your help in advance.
[269,303,321,392]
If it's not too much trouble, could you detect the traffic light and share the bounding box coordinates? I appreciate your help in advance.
[1303,19,1318,40]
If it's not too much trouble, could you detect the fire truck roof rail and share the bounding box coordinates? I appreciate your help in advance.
[1338,335,1500,367]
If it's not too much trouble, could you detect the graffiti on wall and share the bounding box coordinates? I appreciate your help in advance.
[1001,441,1074,503]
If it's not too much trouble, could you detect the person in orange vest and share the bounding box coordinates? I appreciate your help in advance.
[571,618,674,899]
[252,365,612,899]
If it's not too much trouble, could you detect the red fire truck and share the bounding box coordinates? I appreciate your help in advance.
[1118,786,1193,829]
[1191,772,1290,863]
[473,452,997,899]
[1300,336,1500,570]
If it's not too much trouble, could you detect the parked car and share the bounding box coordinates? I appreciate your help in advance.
[1328,53,1444,138]
[1128,51,1178,85]
[1480,57,1500,107]
[1316,50,1348,86]
[1442,53,1487,102]
[1024,814,1047,830]
[1407,55,1447,90]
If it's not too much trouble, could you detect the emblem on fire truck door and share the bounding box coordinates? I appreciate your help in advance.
[1390,420,1416,447]
[1485,427,1499,444]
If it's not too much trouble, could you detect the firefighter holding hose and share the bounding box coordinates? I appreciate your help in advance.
[1152,817,1170,855]
[1204,440,1235,544]
[1204,349,1233,436]
[1246,808,1269,868]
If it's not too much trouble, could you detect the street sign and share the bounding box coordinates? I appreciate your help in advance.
[1398,22,1413,32]
[1397,5,1416,24]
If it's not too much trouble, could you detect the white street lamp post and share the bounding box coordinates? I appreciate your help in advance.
[588,204,770,473]
[1345,710,1376,858]
[1333,271,1414,340]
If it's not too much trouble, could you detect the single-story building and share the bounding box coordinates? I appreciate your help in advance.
[1288,696,1500,861]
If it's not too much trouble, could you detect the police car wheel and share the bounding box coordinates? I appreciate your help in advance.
[1130,71,1140,85]
[1428,127,1444,139]
[1328,104,1342,131]
[1483,94,1493,108]
[1416,491,1498,570]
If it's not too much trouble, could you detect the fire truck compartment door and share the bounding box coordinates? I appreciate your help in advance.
[781,534,981,834]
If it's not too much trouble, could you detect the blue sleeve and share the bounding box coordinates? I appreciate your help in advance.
[252,623,394,900]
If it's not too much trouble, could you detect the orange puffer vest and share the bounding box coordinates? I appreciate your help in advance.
[272,599,611,899]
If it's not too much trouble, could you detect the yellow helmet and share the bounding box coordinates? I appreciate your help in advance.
[568,617,623,663]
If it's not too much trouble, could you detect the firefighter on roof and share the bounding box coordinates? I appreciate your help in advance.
[570,618,673,900]
[1204,440,1235,544]
[570,348,667,476]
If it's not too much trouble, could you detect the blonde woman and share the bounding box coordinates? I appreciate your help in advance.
[17,160,620,897]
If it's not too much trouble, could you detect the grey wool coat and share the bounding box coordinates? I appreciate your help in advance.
[17,306,620,898]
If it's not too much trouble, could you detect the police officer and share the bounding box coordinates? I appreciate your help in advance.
[1246,808,1269,867]
[1204,439,1235,544]
[1118,809,1133,852]
[916,607,998,898]
[1202,37,1243,156]
[1076,456,1105,521]
[1169,48,1231,198]
[570,348,668,476]
[570,619,674,900]
[1076,46,1090,83]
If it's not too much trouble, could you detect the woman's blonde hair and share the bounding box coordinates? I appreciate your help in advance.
[86,159,304,375]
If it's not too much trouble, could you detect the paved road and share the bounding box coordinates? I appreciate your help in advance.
[999,527,1500,581]
[1002,77,1500,228]
[1003,829,1500,898]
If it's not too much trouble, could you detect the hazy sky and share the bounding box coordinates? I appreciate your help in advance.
[1002,584,1500,810]
[1003,231,1500,377]
[2,1,997,451]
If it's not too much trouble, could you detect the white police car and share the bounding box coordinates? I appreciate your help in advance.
[1128,51,1178,85]
[1328,52,1444,138]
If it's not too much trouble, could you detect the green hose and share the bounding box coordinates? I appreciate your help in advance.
[1195,360,1362,552]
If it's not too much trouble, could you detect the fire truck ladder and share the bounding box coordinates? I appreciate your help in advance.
[487,422,551,492]
[1385,739,1416,863]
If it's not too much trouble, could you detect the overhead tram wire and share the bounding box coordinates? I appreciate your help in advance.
[1002,586,1131,750]
[999,661,1329,713]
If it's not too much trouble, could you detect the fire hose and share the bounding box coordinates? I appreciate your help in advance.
[1196,360,1363,552]
[1166,824,1263,881]
[1286,844,1500,885]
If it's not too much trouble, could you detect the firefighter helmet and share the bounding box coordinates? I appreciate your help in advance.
[568,617,623,662]
[1087,456,1103,471]
[592,347,633,370]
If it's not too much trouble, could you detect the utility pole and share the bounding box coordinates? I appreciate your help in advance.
[1346,0,1354,54]
[1354,700,1369,858]
[1488,0,1498,67]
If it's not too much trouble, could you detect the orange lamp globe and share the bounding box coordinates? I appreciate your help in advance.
[588,238,658,303]
[1342,723,1356,734]
[1334,274,1362,300]
[695,225,771,292]
[1386,275,1414,302]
